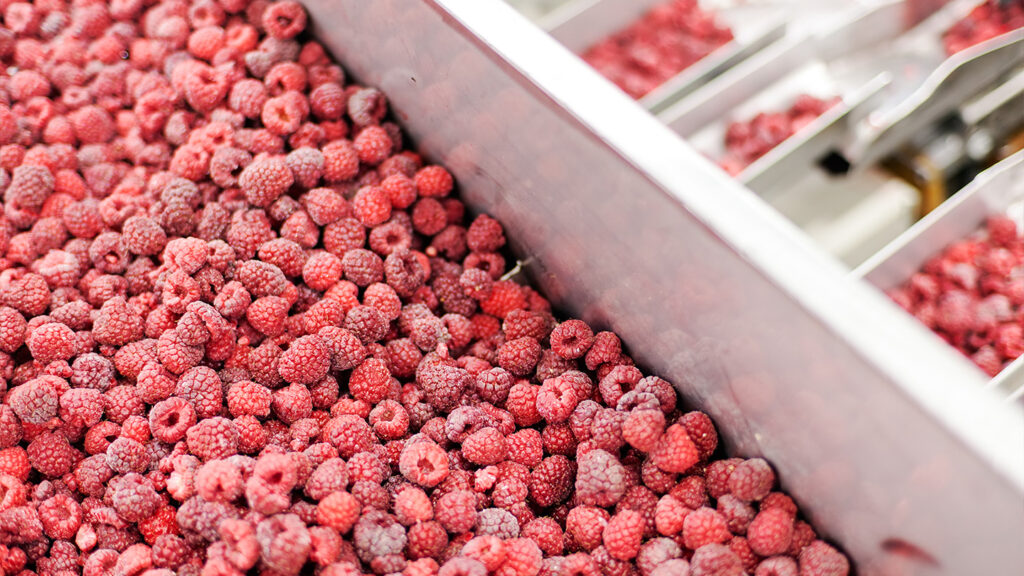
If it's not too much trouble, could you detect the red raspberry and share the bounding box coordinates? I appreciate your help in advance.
[25,322,75,363]
[1,273,51,317]
[323,139,360,183]
[690,543,744,576]
[322,415,373,459]
[412,198,447,236]
[506,382,541,427]
[497,538,543,576]
[105,437,149,474]
[417,362,471,412]
[352,509,406,563]
[747,507,794,556]
[342,248,384,287]
[278,335,331,385]
[408,519,448,560]
[38,493,82,540]
[175,366,223,419]
[480,281,527,319]
[399,440,449,488]
[8,376,61,425]
[262,1,307,39]
[353,126,392,166]
[272,383,313,424]
[257,513,313,573]
[504,428,542,468]
[349,357,392,404]
[186,417,239,461]
[462,427,507,466]
[394,485,433,525]
[352,185,392,227]
[239,155,293,207]
[27,431,77,477]
[622,409,665,453]
[683,507,732,550]
[536,375,579,423]
[521,517,563,556]
[755,556,798,576]
[681,411,718,460]
[529,455,573,508]
[654,495,689,536]
[414,166,453,198]
[228,380,273,417]
[575,448,627,507]
[435,489,478,534]
[59,387,103,428]
[798,541,849,576]
[477,507,520,539]
[729,458,775,502]
[149,397,196,444]
[0,307,27,353]
[247,296,290,337]
[652,423,699,474]
[602,509,646,562]
[319,326,367,370]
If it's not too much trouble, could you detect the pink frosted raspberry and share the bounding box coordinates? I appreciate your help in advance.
[263,0,307,39]
[435,489,477,534]
[399,440,449,487]
[38,493,83,540]
[536,375,579,423]
[729,458,775,502]
[302,251,343,291]
[272,383,313,424]
[747,507,794,557]
[462,427,507,466]
[8,376,61,425]
[322,415,374,459]
[690,543,743,576]
[27,431,77,477]
[683,507,732,550]
[186,417,239,461]
[529,455,573,509]
[341,248,384,287]
[622,409,665,453]
[414,166,453,198]
[0,307,27,353]
[652,423,699,474]
[25,322,75,363]
[417,361,471,412]
[59,387,103,428]
[798,541,849,576]
[349,357,392,404]
[239,155,294,207]
[278,335,331,385]
[576,448,627,507]
[317,491,361,533]
[247,295,290,337]
[106,437,149,474]
[175,366,224,419]
[227,380,273,418]
[603,510,644,561]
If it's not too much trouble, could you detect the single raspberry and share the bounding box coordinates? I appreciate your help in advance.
[529,455,573,508]
[349,357,392,404]
[279,335,331,385]
[106,437,149,474]
[755,556,798,576]
[239,155,294,207]
[690,543,744,576]
[462,427,507,466]
[414,166,453,198]
[622,409,665,453]
[394,485,433,525]
[435,489,477,534]
[262,1,307,39]
[342,248,384,287]
[417,362,471,412]
[59,387,103,428]
[399,440,449,488]
[798,541,849,576]
[652,424,699,474]
[476,507,520,539]
[323,139,360,183]
[175,366,224,419]
[521,517,563,556]
[654,495,690,537]
[683,507,732,550]
[273,383,313,424]
[480,281,527,319]
[186,417,239,461]
[536,375,579,423]
[38,493,83,540]
[322,415,373,459]
[352,509,406,562]
[149,397,197,443]
[498,538,543,576]
[257,513,313,574]
[319,326,367,370]
[0,307,27,353]
[27,431,77,477]
[729,458,775,502]
[747,507,794,556]
[247,296,290,337]
[8,376,61,425]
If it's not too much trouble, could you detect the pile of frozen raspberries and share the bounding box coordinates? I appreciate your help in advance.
[0,1,850,575]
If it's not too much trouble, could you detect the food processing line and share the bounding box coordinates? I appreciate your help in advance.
[303,0,1024,573]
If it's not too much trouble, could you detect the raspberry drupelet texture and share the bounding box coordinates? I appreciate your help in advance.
[0,1,852,575]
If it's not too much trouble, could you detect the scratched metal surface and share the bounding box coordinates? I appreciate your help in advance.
[301,1,1024,573]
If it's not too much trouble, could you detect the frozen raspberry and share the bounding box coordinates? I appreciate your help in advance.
[341,248,384,287]
[247,296,290,337]
[8,376,61,425]
[352,509,406,562]
[186,417,239,461]
[462,427,507,466]
[536,375,579,423]
[395,486,433,525]
[303,251,343,291]
[106,437,149,474]
[729,458,775,502]
[239,155,294,207]
[417,362,471,412]
[28,431,77,477]
[521,517,563,556]
[26,321,76,363]
[414,166,453,198]
[0,307,27,353]
[690,543,743,576]
[38,492,83,540]
[323,139,360,182]
[435,489,477,534]
[683,507,732,550]
[747,507,794,556]
[322,415,373,458]
[257,513,312,573]
[93,296,144,346]
[263,1,307,39]
[652,424,699,474]
[622,409,665,453]
[278,335,331,385]
[400,440,449,488]
[574,448,626,508]
[755,556,798,576]
[529,455,573,508]
[798,541,849,576]
[59,387,103,428]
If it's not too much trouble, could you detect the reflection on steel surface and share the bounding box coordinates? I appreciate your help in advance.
[302,1,1024,573]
